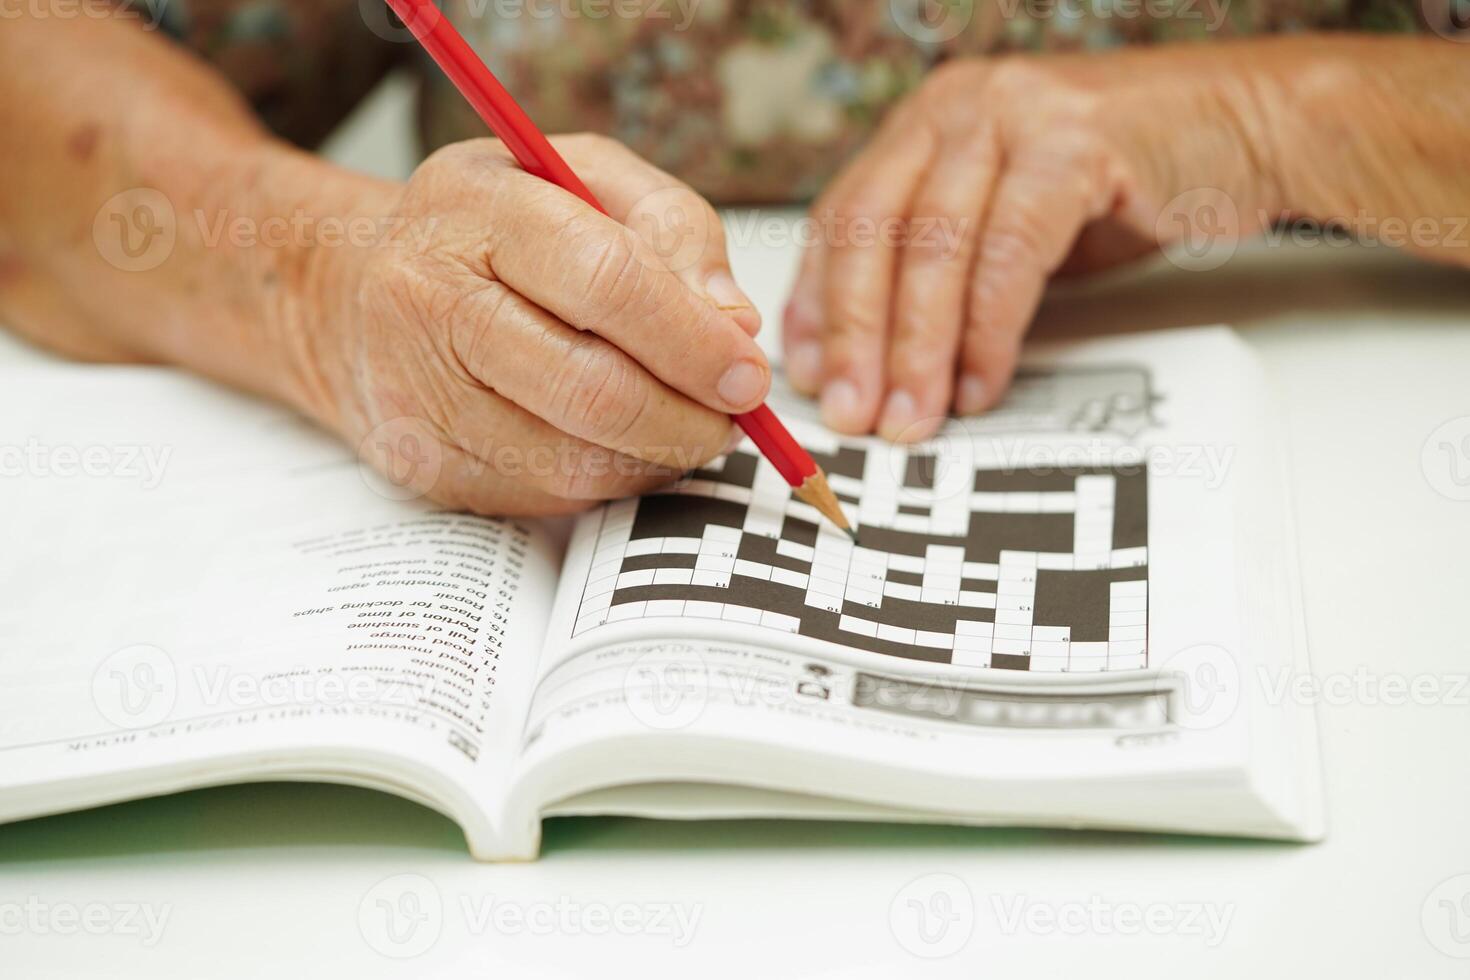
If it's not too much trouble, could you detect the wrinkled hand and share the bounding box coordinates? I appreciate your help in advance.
[782,50,1288,441]
[299,135,767,514]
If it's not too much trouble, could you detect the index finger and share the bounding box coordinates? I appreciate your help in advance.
[483,169,771,416]
[554,134,762,338]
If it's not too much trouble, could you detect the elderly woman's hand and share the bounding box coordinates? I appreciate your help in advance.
[781,46,1296,441]
[4,12,776,517]
[293,135,769,514]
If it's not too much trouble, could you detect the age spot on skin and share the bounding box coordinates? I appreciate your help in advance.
[67,123,101,163]
[0,253,26,286]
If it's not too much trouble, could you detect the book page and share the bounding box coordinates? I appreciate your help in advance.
[0,367,561,829]
[508,327,1278,827]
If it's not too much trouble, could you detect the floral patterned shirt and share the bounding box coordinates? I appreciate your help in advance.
[130,0,1437,202]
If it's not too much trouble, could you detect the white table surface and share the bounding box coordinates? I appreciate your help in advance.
[3,73,1470,978]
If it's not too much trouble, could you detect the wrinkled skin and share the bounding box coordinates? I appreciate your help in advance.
[783,39,1470,442]
[301,136,770,514]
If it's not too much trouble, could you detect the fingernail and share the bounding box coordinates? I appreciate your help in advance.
[706,270,753,311]
[820,378,862,431]
[956,375,987,415]
[718,359,767,408]
[788,342,822,391]
[878,389,936,442]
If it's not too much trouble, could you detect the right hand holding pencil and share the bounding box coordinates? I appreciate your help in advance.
[290,135,771,513]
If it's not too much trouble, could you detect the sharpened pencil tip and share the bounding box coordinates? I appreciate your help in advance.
[792,470,855,545]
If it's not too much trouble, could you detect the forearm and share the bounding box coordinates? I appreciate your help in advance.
[1135,34,1470,264]
[0,11,391,415]
[1082,34,1468,265]
[1260,35,1470,264]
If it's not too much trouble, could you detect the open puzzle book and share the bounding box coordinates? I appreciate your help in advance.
[0,326,1324,859]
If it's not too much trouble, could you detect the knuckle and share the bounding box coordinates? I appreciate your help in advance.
[574,226,649,320]
[449,284,515,380]
[827,194,886,232]
[629,185,718,272]
[548,341,648,444]
[419,138,501,177]
[900,224,957,271]
[925,58,983,96]
[822,194,903,260]
[824,283,886,339]
[985,59,1044,99]
[964,277,1005,338]
[681,191,722,238]
[962,283,1025,354]
[1058,128,1108,171]
[889,331,953,381]
[670,189,722,246]
[558,132,646,175]
[981,216,1047,270]
[364,260,446,325]
[561,132,619,156]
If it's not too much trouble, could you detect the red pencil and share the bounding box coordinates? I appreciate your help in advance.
[382,0,855,540]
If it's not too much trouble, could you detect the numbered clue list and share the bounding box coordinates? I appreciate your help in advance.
[288,514,534,761]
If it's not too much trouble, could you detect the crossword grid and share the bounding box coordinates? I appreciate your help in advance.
[573,434,1149,671]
